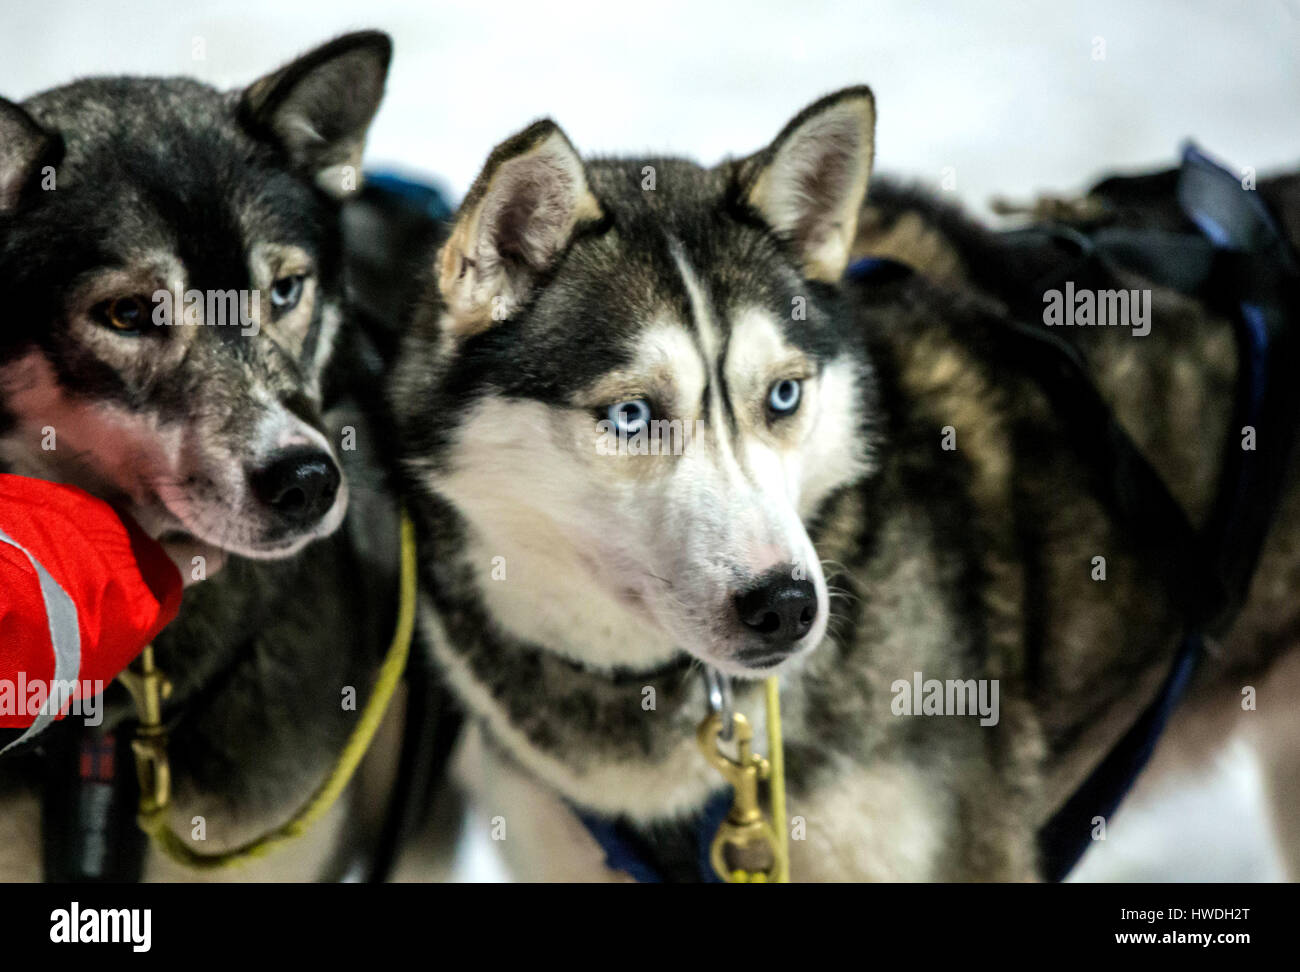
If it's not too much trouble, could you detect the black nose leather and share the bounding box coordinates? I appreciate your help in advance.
[735,567,817,645]
[250,448,340,526]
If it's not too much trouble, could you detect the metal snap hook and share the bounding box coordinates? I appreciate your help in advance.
[703,666,734,741]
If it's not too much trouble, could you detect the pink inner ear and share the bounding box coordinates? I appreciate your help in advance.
[485,154,579,270]
[787,121,863,246]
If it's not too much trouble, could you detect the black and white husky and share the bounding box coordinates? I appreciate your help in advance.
[390,88,1300,880]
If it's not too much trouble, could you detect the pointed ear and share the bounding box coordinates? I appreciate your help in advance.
[740,86,876,282]
[239,31,392,198]
[437,120,602,337]
[0,97,56,215]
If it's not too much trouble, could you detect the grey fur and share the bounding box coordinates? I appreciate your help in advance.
[0,33,405,881]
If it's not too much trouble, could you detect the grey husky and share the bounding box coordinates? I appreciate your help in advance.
[390,88,1300,880]
[0,33,409,880]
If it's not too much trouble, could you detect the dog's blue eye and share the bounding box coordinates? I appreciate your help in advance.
[270,275,304,311]
[608,399,652,435]
[768,378,801,416]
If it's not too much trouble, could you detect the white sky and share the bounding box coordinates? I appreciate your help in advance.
[4,0,1298,214]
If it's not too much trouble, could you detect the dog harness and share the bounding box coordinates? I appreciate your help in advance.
[867,143,1300,881]
[939,144,1300,880]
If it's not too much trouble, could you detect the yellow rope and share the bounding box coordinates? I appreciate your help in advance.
[135,509,418,870]
[765,674,788,883]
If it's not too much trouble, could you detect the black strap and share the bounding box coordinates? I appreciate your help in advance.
[989,304,1220,622]
[855,145,1300,882]
[1035,144,1300,879]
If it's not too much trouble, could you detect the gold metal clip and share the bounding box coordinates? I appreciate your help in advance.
[117,644,173,816]
[697,711,784,882]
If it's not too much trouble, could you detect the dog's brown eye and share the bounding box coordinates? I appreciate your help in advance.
[96,295,149,333]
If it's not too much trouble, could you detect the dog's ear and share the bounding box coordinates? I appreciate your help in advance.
[239,31,392,199]
[739,86,876,283]
[437,120,602,337]
[0,97,55,215]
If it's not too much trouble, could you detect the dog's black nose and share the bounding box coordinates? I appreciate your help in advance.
[735,567,818,647]
[250,448,340,526]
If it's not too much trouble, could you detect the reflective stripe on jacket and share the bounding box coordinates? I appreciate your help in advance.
[0,474,182,749]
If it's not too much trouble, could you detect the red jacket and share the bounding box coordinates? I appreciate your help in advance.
[0,474,182,742]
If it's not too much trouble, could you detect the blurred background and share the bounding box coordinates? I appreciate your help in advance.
[3,0,1297,881]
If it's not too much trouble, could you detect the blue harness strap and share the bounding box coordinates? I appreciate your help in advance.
[362,171,455,221]
[846,255,913,282]
[576,790,732,883]
[575,812,668,884]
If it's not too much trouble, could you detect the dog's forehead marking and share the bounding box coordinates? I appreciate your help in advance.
[637,319,707,405]
[669,239,722,363]
[582,316,705,410]
[727,306,800,389]
[667,242,804,423]
[249,242,314,281]
[668,237,740,444]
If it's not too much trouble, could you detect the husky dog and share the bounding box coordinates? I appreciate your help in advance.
[0,33,396,563]
[0,33,409,881]
[390,88,1300,880]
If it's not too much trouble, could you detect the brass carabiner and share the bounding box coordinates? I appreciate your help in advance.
[697,711,782,882]
[117,644,173,816]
